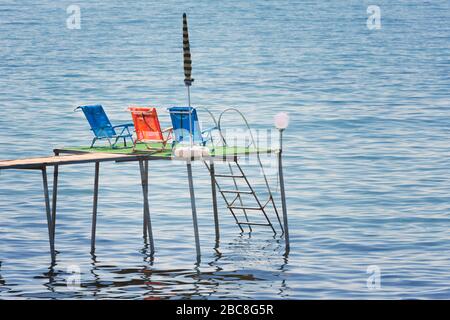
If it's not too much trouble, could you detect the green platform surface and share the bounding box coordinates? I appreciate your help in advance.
[62,143,275,159]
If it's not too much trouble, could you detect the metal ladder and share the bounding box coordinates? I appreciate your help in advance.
[198,106,284,234]
[205,158,284,234]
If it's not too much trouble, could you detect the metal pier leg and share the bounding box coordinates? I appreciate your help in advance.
[186,161,201,261]
[42,167,55,262]
[278,130,290,252]
[51,151,59,243]
[209,159,220,242]
[143,160,148,239]
[91,162,100,254]
[139,160,154,254]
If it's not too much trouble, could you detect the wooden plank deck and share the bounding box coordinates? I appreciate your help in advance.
[0,145,277,170]
[57,143,276,159]
[0,152,142,170]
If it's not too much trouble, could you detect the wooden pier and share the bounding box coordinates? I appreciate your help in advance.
[0,145,288,264]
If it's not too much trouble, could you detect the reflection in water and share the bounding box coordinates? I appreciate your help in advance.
[88,254,101,298]
[139,236,155,266]
[27,234,290,299]
[0,262,4,286]
[42,263,57,296]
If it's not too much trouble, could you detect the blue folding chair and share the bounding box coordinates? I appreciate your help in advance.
[75,105,134,148]
[168,106,217,148]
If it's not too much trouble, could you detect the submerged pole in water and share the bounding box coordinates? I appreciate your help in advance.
[139,160,154,254]
[274,112,290,252]
[42,166,55,262]
[143,160,149,239]
[51,151,59,243]
[91,161,100,254]
[209,159,220,242]
[186,161,201,261]
[278,130,290,252]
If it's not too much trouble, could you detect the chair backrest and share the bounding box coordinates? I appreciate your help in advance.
[77,105,116,138]
[128,107,164,142]
[168,106,203,144]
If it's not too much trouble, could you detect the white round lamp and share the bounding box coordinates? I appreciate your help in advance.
[274,112,289,130]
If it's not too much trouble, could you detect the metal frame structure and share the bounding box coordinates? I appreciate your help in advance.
[214,108,285,234]
[0,143,289,263]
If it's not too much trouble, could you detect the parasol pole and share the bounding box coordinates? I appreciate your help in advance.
[183,13,194,147]
[182,13,202,261]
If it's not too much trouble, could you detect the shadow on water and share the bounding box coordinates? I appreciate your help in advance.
[31,233,290,299]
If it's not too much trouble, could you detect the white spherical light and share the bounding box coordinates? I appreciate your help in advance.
[274,112,289,129]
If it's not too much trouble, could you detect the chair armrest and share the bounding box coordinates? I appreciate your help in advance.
[113,123,134,129]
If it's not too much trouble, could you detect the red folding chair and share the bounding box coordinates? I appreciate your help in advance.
[128,107,173,152]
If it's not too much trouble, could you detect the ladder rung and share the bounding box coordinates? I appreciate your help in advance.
[228,206,262,210]
[215,174,245,178]
[237,222,271,226]
[220,190,253,194]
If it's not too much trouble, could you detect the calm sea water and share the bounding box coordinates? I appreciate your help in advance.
[0,0,449,299]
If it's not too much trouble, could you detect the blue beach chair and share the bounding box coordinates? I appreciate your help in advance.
[167,106,217,149]
[75,105,134,148]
